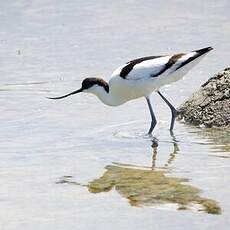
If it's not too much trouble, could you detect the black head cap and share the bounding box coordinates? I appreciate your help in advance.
[82,78,109,93]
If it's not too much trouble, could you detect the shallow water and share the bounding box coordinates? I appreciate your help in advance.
[0,0,230,229]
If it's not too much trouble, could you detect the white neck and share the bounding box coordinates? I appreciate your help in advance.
[85,85,125,106]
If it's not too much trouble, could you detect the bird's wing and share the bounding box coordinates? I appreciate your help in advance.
[111,47,213,81]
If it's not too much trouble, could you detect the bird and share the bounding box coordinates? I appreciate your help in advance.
[48,46,213,134]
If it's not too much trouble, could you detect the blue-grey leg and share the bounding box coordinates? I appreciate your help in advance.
[145,97,157,134]
[157,91,178,132]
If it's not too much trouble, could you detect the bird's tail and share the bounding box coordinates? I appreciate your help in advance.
[175,46,213,71]
[167,46,213,82]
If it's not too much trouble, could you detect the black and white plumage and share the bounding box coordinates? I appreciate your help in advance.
[48,47,213,134]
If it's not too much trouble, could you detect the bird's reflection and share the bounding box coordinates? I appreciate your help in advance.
[164,141,180,167]
[58,136,221,215]
[150,137,158,169]
[150,134,179,169]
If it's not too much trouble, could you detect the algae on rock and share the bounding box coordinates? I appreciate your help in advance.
[178,68,230,127]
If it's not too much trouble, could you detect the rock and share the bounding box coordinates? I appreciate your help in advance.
[178,68,230,128]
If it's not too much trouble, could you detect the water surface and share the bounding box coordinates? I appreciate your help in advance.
[0,0,230,229]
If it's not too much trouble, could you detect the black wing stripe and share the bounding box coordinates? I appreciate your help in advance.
[151,53,184,77]
[119,47,213,79]
[120,55,163,79]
